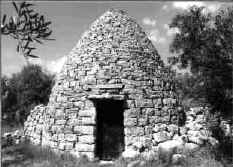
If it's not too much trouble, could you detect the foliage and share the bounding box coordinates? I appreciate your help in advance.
[1,1,54,63]
[184,146,224,167]
[168,6,233,117]
[206,112,233,163]
[173,72,216,110]
[2,140,226,167]
[2,140,100,167]
[1,65,54,124]
[1,76,18,121]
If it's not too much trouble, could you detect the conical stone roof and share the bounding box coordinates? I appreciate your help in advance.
[40,9,178,158]
[59,8,163,79]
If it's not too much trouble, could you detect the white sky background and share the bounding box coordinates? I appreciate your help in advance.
[1,1,231,76]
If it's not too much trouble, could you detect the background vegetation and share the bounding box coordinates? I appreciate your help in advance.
[170,6,233,163]
[1,1,55,127]
[169,6,233,118]
[1,65,54,126]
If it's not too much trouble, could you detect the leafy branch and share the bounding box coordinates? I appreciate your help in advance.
[1,1,54,63]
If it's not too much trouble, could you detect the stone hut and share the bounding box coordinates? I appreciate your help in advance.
[24,9,179,160]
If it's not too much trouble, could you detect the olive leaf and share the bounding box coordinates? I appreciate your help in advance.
[1,1,54,62]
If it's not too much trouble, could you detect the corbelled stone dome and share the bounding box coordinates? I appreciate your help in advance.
[58,8,163,80]
[25,9,179,160]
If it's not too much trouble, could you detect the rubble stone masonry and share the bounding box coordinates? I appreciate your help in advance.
[24,9,182,159]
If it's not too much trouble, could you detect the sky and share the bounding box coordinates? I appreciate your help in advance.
[1,1,231,76]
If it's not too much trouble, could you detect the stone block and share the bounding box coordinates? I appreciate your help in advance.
[108,78,121,84]
[148,116,160,124]
[126,100,135,108]
[154,109,161,116]
[188,136,204,145]
[69,118,79,126]
[68,113,78,119]
[51,125,63,133]
[106,89,120,94]
[138,117,147,126]
[79,117,95,125]
[179,127,188,135]
[153,131,171,143]
[167,124,178,133]
[58,134,65,141]
[79,108,96,117]
[94,84,123,89]
[158,116,170,123]
[79,135,95,144]
[145,126,153,135]
[55,119,66,125]
[125,127,134,136]
[124,118,137,127]
[134,127,145,136]
[58,142,66,150]
[65,142,74,150]
[88,94,124,100]
[51,134,58,141]
[48,118,55,124]
[84,100,94,109]
[199,129,211,140]
[135,99,153,108]
[64,126,73,133]
[153,98,163,108]
[125,127,144,136]
[65,134,77,142]
[184,143,200,153]
[124,108,140,118]
[83,76,96,85]
[73,101,84,108]
[124,136,133,146]
[128,93,143,99]
[74,126,94,135]
[75,143,95,152]
[160,109,169,117]
[187,130,200,137]
[141,108,155,116]
[55,110,65,118]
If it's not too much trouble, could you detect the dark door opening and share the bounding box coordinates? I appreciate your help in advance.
[94,99,124,160]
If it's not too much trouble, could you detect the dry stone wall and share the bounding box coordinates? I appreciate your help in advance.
[122,107,219,160]
[24,104,218,161]
[184,107,219,146]
[24,105,46,145]
[24,9,179,159]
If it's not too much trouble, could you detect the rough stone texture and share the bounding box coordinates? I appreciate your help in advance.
[24,105,218,160]
[2,130,25,147]
[24,9,180,159]
[24,105,46,145]
[122,107,219,159]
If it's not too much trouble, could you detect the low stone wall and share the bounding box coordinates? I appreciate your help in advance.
[122,107,219,159]
[2,130,25,147]
[24,105,46,145]
[182,107,217,145]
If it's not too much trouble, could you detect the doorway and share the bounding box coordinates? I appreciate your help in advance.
[94,99,125,160]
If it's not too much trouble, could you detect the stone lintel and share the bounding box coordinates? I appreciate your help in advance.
[89,84,123,89]
[88,94,125,100]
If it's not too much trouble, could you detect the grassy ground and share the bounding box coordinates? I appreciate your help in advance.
[1,122,231,167]
[2,139,229,167]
